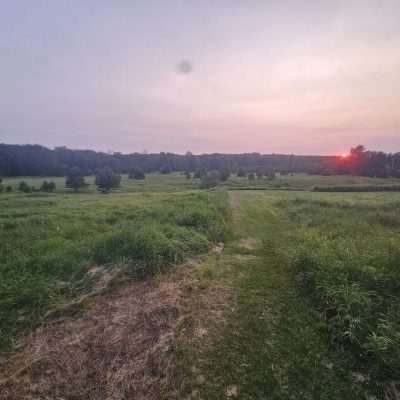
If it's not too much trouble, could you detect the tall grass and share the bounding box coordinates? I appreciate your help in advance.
[0,191,230,352]
[278,197,400,384]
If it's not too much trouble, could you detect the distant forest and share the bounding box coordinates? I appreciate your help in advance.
[1,143,399,178]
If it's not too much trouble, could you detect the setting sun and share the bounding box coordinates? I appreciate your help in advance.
[341,153,349,159]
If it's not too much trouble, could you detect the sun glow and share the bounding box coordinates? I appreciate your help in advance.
[341,153,349,159]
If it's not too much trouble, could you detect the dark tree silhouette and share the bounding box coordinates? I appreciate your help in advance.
[128,168,145,180]
[40,181,56,192]
[237,168,246,177]
[219,169,230,182]
[1,143,399,179]
[95,168,121,193]
[18,181,31,193]
[65,167,88,192]
[199,172,219,189]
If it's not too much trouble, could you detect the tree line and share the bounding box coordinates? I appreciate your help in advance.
[0,144,331,177]
[1,143,399,179]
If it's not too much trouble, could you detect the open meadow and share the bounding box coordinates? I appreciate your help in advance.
[1,173,400,399]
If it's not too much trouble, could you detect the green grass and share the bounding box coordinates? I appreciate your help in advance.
[2,173,400,398]
[0,189,229,353]
[182,192,366,399]
[3,172,197,193]
[178,190,400,399]
[5,172,400,194]
[277,194,400,385]
[226,173,400,191]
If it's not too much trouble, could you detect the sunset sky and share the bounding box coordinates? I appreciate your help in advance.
[1,1,399,154]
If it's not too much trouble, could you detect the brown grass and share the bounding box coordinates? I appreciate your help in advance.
[237,237,260,250]
[0,267,193,400]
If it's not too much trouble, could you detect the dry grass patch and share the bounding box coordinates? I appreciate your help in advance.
[0,267,195,400]
[237,237,260,250]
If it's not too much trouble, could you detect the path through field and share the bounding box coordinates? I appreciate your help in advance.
[0,190,370,399]
[181,191,364,399]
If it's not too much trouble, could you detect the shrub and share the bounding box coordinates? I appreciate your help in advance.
[193,169,206,179]
[266,170,276,180]
[18,181,32,193]
[40,181,56,192]
[129,168,145,180]
[66,167,88,192]
[237,168,246,177]
[95,168,121,193]
[160,165,172,174]
[199,172,219,189]
[219,169,230,182]
[256,169,264,179]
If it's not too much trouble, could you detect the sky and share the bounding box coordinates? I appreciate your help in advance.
[1,0,399,155]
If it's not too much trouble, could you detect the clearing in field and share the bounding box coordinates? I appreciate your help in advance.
[1,175,400,399]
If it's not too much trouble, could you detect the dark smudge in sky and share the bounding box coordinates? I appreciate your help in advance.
[177,60,193,74]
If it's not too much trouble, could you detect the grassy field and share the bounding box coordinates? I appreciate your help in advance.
[1,174,400,398]
[175,190,400,399]
[4,172,400,194]
[3,172,197,193]
[0,189,229,352]
[278,193,400,383]
[226,173,400,191]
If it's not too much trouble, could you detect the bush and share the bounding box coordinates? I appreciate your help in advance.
[199,172,219,189]
[95,168,121,193]
[66,167,88,192]
[160,165,172,174]
[219,169,230,182]
[194,169,206,179]
[237,168,246,177]
[18,181,32,193]
[129,168,145,180]
[40,181,56,192]
[266,170,276,180]
[256,169,264,179]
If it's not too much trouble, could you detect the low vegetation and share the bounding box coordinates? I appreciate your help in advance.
[2,171,400,398]
[313,184,400,192]
[0,190,229,352]
[277,195,400,387]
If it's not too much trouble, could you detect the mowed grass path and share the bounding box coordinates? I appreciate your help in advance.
[193,191,365,399]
